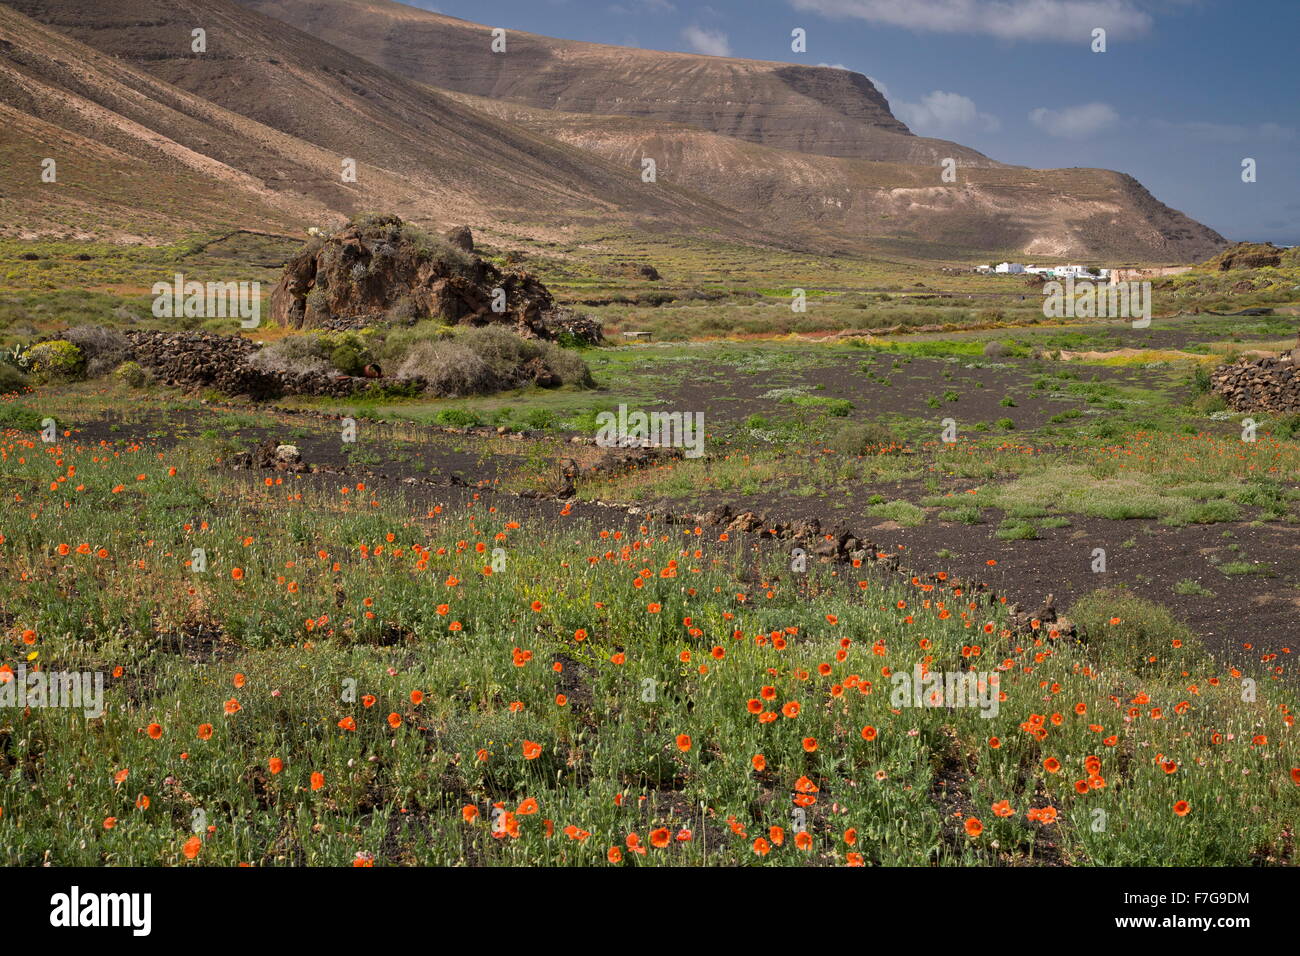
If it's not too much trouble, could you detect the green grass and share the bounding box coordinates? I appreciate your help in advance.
[1217,561,1271,577]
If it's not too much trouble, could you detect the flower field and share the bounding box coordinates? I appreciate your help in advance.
[1,425,1295,866]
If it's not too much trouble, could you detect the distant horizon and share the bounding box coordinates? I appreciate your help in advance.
[402,0,1299,246]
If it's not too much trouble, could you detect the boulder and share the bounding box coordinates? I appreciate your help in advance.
[445,225,474,253]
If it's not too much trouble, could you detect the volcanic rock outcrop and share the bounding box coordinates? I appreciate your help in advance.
[269,215,602,343]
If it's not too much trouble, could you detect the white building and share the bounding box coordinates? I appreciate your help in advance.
[994,262,1025,274]
[1057,265,1112,279]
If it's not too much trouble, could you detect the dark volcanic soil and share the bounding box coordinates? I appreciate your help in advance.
[40,394,1299,683]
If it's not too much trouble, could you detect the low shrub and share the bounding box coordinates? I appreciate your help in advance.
[1070,587,1200,665]
[0,363,29,393]
[396,341,497,396]
[113,361,148,388]
[21,340,85,383]
[831,422,900,455]
[63,326,129,377]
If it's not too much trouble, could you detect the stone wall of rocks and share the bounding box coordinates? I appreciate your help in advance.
[123,330,375,400]
[1210,357,1300,414]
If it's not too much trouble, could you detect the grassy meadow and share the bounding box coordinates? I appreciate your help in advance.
[1,230,1299,867]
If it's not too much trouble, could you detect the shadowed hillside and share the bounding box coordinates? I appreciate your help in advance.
[0,0,752,242]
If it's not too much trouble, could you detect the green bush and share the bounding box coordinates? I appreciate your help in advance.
[433,408,482,427]
[521,408,559,430]
[113,361,147,388]
[329,343,367,376]
[1269,412,1300,439]
[0,402,43,429]
[0,363,29,393]
[21,340,85,383]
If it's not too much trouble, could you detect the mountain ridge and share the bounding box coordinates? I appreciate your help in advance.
[0,0,1228,262]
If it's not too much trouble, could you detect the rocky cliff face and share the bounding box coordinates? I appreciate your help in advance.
[234,0,994,166]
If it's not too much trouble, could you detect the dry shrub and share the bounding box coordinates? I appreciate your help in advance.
[395,327,592,395]
[396,341,498,396]
[248,335,333,377]
[64,326,129,377]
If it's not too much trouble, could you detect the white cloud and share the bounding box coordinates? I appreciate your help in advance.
[788,0,1152,43]
[895,90,1000,135]
[818,62,851,70]
[1151,119,1297,144]
[1029,102,1118,138]
[681,25,732,56]
[609,0,676,13]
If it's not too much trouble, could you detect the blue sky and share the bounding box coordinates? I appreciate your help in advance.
[405,0,1298,243]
